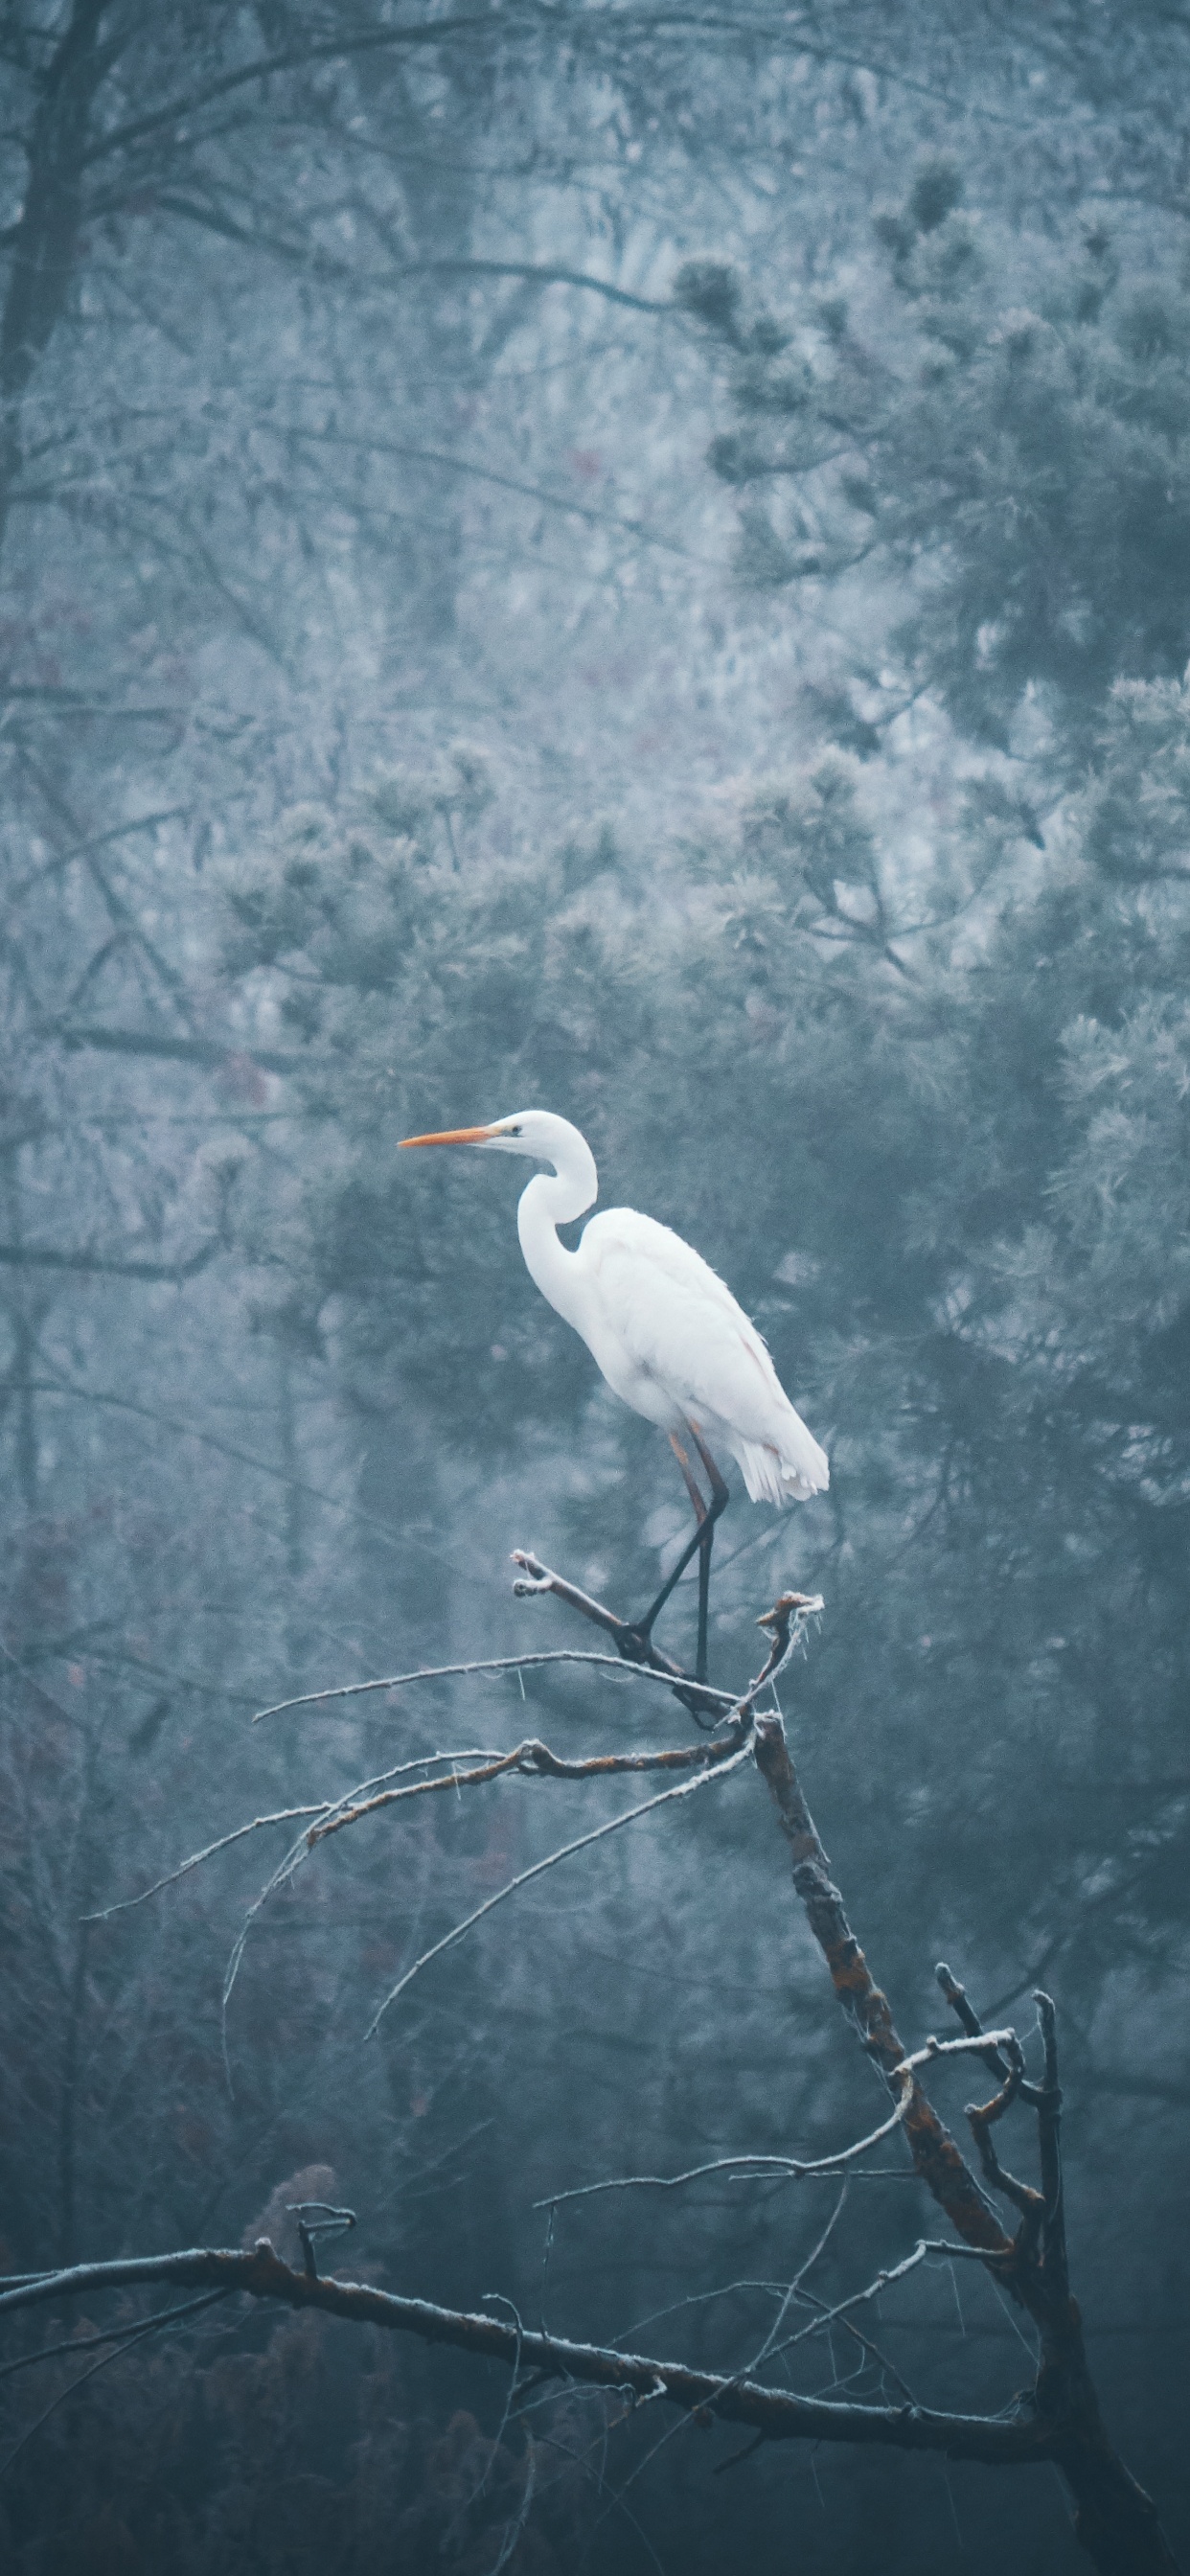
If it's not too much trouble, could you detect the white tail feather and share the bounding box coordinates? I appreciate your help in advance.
[735,1431,829,1506]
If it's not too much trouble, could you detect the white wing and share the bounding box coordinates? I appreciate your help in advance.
[580,1208,828,1503]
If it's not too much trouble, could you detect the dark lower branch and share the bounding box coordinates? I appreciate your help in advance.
[0,2244,1046,2469]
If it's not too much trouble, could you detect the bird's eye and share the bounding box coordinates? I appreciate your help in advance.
[507,1123,521,1137]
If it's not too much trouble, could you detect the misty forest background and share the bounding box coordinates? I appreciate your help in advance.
[1,4,1188,2570]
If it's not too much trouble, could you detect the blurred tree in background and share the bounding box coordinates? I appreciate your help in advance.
[1,7,1187,2570]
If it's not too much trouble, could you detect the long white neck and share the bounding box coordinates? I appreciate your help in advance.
[516,1124,598,1328]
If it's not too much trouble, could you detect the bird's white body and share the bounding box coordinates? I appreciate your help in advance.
[403,1109,828,1507]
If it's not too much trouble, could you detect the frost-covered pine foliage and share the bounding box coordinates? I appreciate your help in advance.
[2,8,1188,2569]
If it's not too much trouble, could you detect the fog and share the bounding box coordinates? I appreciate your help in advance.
[1,8,1187,2571]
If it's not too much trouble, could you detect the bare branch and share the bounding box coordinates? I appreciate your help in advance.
[42,1022,306,1074]
[82,1804,330,1921]
[287,432,693,559]
[5,807,190,907]
[774,2242,930,2355]
[512,1552,821,1726]
[251,1649,740,1727]
[0,2290,227,2383]
[936,1961,1043,2105]
[308,1733,740,1845]
[0,1238,218,1281]
[537,2156,883,2208]
[536,2034,1019,2208]
[966,2039,1043,2221]
[0,2245,1051,2469]
[80,16,506,171]
[1033,1990,1067,2286]
[361,1735,757,2040]
[0,2289,229,2476]
[752,1707,1012,2263]
[89,1754,503,1920]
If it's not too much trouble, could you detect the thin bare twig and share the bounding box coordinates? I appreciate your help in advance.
[0,2294,220,2382]
[588,2182,851,2525]
[936,1963,1043,2106]
[308,1732,741,1845]
[966,2039,1043,2223]
[87,1752,505,1922]
[356,1601,815,2036]
[361,1735,758,2039]
[82,1805,329,1920]
[252,1650,740,1726]
[0,2291,228,2476]
[535,2033,1018,2208]
[216,1751,510,2058]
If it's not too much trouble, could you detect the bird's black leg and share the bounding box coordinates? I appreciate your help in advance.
[629,1431,730,1683]
[631,1435,705,1640]
[689,1430,730,1685]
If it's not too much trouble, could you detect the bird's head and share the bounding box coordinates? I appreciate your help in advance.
[399,1109,570,1163]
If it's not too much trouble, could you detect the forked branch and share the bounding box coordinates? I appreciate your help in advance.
[19,1569,1179,2576]
[0,2243,1060,2471]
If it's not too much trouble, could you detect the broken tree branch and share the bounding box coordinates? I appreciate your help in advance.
[536,2033,1020,2207]
[750,1699,1010,2260]
[0,2244,1062,2471]
[55,1566,1181,2574]
[747,1595,1179,2576]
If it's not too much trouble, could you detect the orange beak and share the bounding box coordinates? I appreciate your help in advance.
[399,1124,496,1148]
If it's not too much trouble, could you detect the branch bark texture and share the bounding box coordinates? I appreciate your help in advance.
[2,1581,1179,2574]
[0,2243,1064,2470]
[751,1702,1179,2576]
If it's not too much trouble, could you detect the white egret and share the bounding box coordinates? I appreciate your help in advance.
[400,1109,828,1681]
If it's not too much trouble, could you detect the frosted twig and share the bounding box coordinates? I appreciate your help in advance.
[82,1806,329,1920]
[770,2236,1020,2373]
[216,1752,506,2061]
[965,2036,1042,2221]
[792,2283,917,2408]
[772,2242,932,2357]
[362,1734,757,2039]
[0,2289,228,2475]
[87,1751,504,1928]
[475,2294,525,2496]
[252,1650,740,1725]
[935,1961,1044,2104]
[309,1733,741,1844]
[487,2435,537,2576]
[0,2292,227,2382]
[536,2031,1018,2209]
[536,2157,858,2209]
[747,2181,850,2375]
[588,2186,850,2528]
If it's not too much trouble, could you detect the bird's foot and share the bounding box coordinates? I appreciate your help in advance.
[510,1550,722,1727]
[616,1618,656,1665]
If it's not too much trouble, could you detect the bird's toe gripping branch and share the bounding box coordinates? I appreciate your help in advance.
[515,1427,733,1697]
[510,1553,823,1736]
[510,1549,725,1725]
